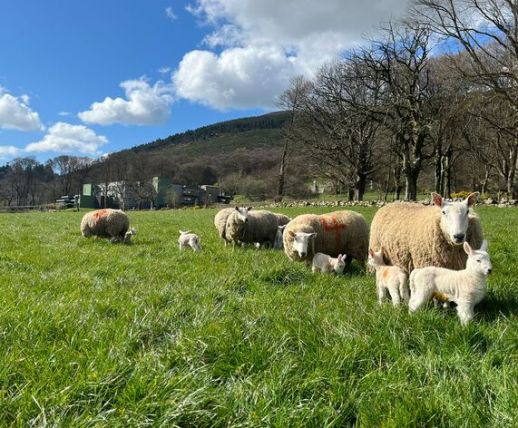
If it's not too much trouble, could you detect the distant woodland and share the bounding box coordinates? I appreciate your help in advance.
[3,0,518,205]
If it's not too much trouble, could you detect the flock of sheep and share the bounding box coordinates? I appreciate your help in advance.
[80,192,491,325]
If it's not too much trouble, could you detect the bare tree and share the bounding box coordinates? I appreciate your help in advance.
[414,0,518,196]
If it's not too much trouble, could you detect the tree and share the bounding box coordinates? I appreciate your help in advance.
[414,0,518,196]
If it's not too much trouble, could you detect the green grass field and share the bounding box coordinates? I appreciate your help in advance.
[0,207,517,427]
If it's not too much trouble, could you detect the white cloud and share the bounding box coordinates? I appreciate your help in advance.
[174,45,298,110]
[26,122,107,155]
[176,0,409,108]
[58,111,71,117]
[0,89,43,132]
[165,6,177,21]
[158,66,171,74]
[0,145,21,158]
[78,79,174,126]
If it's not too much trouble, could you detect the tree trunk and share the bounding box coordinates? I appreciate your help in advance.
[277,139,289,200]
[434,144,443,194]
[354,173,367,201]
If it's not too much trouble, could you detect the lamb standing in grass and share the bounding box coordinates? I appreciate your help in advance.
[368,248,409,306]
[312,253,347,274]
[369,192,483,273]
[80,209,136,243]
[409,240,491,325]
[283,210,369,268]
[178,230,202,252]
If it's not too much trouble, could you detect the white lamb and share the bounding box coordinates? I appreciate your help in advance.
[368,248,409,306]
[409,240,491,325]
[178,230,202,252]
[312,253,347,274]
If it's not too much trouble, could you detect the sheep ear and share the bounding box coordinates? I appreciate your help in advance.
[431,192,443,207]
[288,230,295,238]
[369,249,374,257]
[247,207,253,211]
[235,207,239,211]
[310,233,317,238]
[337,254,342,259]
[479,240,488,252]
[466,192,479,207]
[463,241,473,255]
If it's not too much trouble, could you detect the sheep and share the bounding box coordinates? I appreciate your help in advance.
[409,240,491,325]
[369,192,483,273]
[226,209,279,248]
[368,248,409,306]
[214,207,251,246]
[283,210,369,269]
[178,230,202,252]
[224,207,252,248]
[80,209,135,243]
[312,253,347,274]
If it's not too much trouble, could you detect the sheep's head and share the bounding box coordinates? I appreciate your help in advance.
[289,231,317,258]
[124,228,137,243]
[465,240,492,276]
[433,192,478,245]
[235,206,251,224]
[333,254,347,274]
[189,236,202,252]
[368,248,384,270]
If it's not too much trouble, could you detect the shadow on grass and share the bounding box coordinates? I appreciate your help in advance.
[476,294,518,322]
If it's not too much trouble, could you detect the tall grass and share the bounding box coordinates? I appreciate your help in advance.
[0,207,516,427]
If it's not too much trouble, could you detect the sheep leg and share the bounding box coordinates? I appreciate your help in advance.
[400,282,410,302]
[377,283,388,304]
[408,289,431,312]
[387,283,402,306]
[457,303,475,326]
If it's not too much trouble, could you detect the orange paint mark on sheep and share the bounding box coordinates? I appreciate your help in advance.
[433,292,449,302]
[94,209,110,221]
[321,216,347,250]
[382,268,390,280]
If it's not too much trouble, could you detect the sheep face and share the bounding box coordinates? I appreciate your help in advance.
[433,192,478,245]
[189,236,202,252]
[464,240,492,276]
[334,254,347,274]
[291,232,317,258]
[124,228,137,243]
[235,206,251,224]
[368,248,384,269]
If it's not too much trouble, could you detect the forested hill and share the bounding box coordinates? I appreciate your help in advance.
[130,111,290,153]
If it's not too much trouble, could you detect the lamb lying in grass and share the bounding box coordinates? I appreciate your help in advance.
[312,253,347,274]
[368,248,409,306]
[409,240,491,325]
[178,230,202,252]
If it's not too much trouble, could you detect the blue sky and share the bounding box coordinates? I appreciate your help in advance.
[0,0,409,163]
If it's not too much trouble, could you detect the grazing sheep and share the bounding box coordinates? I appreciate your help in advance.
[312,253,347,274]
[369,192,483,273]
[214,207,251,246]
[178,230,202,252]
[224,207,252,248]
[236,210,279,248]
[368,248,409,306]
[409,240,491,325]
[274,224,287,249]
[80,209,135,243]
[283,210,369,268]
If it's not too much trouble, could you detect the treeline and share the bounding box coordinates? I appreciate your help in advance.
[279,0,518,201]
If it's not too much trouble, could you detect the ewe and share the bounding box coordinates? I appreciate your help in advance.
[369,192,483,273]
[409,240,491,325]
[80,209,136,243]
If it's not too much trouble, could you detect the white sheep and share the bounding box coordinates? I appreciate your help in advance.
[283,210,369,269]
[224,207,252,248]
[312,253,347,274]
[409,240,491,325]
[369,192,483,273]
[80,209,136,243]
[178,230,202,252]
[368,248,409,306]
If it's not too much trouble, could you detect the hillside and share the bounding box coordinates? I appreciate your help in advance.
[129,111,290,155]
